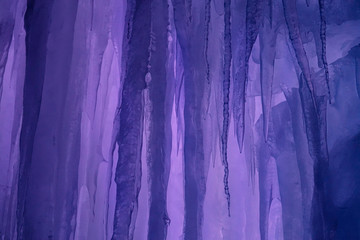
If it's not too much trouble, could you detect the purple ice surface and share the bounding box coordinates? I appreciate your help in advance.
[1,0,360,239]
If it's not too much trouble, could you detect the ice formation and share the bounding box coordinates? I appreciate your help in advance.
[0,0,360,239]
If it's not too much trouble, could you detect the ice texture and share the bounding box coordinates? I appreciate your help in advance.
[0,0,360,239]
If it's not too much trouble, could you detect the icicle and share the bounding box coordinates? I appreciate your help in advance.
[204,0,212,116]
[233,0,262,153]
[0,2,17,236]
[146,0,172,239]
[0,0,17,100]
[222,0,231,217]
[259,100,306,240]
[282,0,318,109]
[205,0,211,86]
[112,0,150,239]
[172,0,209,238]
[318,0,331,103]
[257,138,273,240]
[259,14,277,141]
[283,87,313,240]
[298,73,329,239]
[0,21,14,100]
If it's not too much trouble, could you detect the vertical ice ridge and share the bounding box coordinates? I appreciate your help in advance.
[112,0,150,239]
[283,88,313,240]
[222,0,232,217]
[257,141,272,240]
[174,49,184,155]
[0,13,15,100]
[259,13,277,141]
[172,0,208,238]
[49,1,82,238]
[17,0,54,238]
[146,0,172,239]
[299,73,329,239]
[318,0,331,103]
[313,26,323,69]
[21,0,80,237]
[282,0,317,108]
[0,1,25,237]
[0,1,18,237]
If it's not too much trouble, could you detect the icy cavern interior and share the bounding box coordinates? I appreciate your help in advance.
[1,0,360,239]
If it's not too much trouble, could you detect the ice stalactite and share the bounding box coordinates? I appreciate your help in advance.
[257,101,306,240]
[243,96,257,186]
[203,0,211,131]
[259,4,277,141]
[299,73,329,239]
[283,88,314,240]
[112,0,150,239]
[233,0,263,153]
[282,5,331,236]
[222,0,232,217]
[313,26,324,69]
[231,0,245,155]
[271,102,305,240]
[0,0,359,239]
[105,3,127,238]
[0,0,17,99]
[0,0,25,238]
[318,0,331,102]
[245,0,263,87]
[282,0,317,107]
[70,1,94,239]
[146,0,172,239]
[76,0,115,238]
[257,130,277,240]
[172,0,209,238]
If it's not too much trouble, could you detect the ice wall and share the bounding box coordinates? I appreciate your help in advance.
[0,0,360,239]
